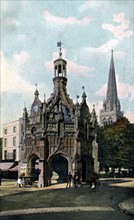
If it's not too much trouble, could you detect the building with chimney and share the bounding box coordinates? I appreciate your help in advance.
[19,44,99,187]
[99,50,123,126]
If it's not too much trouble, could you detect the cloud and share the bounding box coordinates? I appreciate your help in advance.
[45,49,94,76]
[78,1,102,11]
[68,60,94,76]
[114,50,126,59]
[1,1,21,32]
[116,75,134,100]
[2,1,20,15]
[95,84,107,97]
[2,17,21,31]
[43,10,92,25]
[5,17,20,27]
[13,51,31,65]
[83,39,119,54]
[102,12,133,40]
[17,34,26,41]
[124,111,134,123]
[96,74,133,101]
[1,51,34,94]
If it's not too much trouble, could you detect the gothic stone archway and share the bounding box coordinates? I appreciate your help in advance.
[27,154,40,180]
[50,154,68,183]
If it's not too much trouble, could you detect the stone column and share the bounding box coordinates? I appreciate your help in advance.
[92,140,99,174]
[38,160,45,187]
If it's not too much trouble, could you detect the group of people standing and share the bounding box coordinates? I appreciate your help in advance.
[66,172,81,188]
[66,172,97,190]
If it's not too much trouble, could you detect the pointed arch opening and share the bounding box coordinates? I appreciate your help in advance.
[27,154,40,180]
[58,64,62,75]
[50,154,68,183]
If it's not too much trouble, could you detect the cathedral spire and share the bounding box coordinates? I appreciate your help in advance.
[99,50,123,126]
[106,50,118,109]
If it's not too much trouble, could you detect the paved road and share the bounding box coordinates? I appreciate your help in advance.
[0,203,133,220]
[0,208,133,220]
[0,179,134,220]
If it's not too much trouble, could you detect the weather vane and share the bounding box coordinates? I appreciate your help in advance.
[57,41,63,58]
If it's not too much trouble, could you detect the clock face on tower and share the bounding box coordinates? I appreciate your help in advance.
[33,104,39,113]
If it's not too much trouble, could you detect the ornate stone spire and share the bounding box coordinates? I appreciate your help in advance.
[82,86,87,101]
[48,43,74,110]
[91,104,97,126]
[43,94,46,103]
[99,50,123,126]
[106,50,118,110]
[34,83,39,97]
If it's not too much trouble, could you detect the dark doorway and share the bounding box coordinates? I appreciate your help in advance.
[82,158,87,182]
[27,154,40,180]
[51,155,68,183]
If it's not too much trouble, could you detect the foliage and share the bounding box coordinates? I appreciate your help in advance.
[97,117,134,172]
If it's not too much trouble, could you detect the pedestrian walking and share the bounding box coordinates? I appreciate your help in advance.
[73,172,80,188]
[66,172,72,188]
[17,177,22,187]
[90,175,96,191]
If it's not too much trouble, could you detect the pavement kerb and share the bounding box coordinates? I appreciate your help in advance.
[0,206,115,217]
[119,197,134,216]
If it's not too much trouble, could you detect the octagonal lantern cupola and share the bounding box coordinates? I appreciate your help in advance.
[54,42,67,79]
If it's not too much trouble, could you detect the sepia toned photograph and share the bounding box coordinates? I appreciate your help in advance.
[0,1,134,219]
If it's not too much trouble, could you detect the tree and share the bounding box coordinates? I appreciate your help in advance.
[121,123,134,175]
[97,117,133,175]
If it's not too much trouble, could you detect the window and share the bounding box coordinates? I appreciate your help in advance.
[13,137,16,146]
[13,149,16,160]
[4,150,7,160]
[4,138,7,147]
[58,64,61,74]
[4,129,7,134]
[13,126,16,133]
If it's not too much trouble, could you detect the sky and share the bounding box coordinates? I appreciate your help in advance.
[1,0,134,136]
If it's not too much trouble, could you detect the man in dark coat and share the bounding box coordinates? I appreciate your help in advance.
[66,172,72,188]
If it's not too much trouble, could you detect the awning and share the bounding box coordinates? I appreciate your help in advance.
[0,162,14,170]
[9,161,18,171]
[0,162,18,171]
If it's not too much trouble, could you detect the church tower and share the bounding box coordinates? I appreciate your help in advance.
[99,50,123,126]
